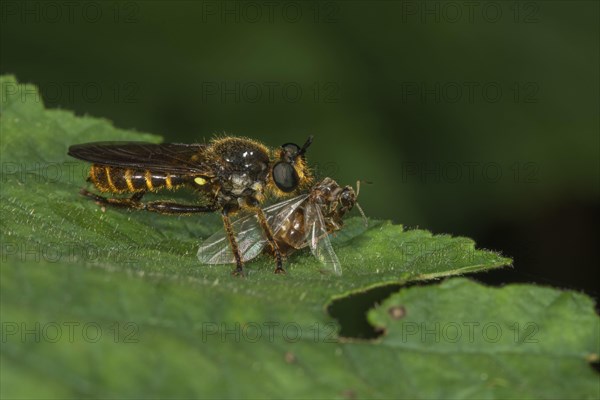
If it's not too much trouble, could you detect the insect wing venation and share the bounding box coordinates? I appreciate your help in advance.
[197,194,309,265]
[68,142,213,175]
[197,214,266,265]
[304,202,343,276]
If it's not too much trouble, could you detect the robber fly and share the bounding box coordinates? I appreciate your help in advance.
[68,136,313,275]
[197,177,367,275]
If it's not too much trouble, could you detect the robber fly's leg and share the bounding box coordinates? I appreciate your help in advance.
[253,208,285,274]
[80,188,146,209]
[80,189,218,215]
[221,210,245,277]
[144,202,218,214]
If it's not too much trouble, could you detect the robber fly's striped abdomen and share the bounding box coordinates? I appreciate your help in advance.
[88,165,189,193]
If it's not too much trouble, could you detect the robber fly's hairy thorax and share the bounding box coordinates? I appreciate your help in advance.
[199,137,273,210]
[68,135,314,276]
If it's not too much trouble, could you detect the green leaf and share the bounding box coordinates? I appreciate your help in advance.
[367,278,600,399]
[2,75,595,399]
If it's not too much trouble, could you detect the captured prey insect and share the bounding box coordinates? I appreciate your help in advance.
[68,135,314,276]
[197,177,367,275]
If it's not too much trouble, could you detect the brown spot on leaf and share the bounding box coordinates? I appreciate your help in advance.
[388,305,406,319]
[284,351,296,364]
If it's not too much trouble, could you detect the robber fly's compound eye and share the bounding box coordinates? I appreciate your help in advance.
[273,162,299,192]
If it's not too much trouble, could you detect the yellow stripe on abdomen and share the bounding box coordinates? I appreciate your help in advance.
[88,166,186,193]
[145,170,154,191]
[125,169,135,191]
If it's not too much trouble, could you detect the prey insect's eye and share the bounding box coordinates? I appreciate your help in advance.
[273,162,299,193]
[340,189,356,208]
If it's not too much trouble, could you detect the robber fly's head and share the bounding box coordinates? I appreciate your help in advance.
[270,136,313,195]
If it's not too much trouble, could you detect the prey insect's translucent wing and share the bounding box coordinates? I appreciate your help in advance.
[197,213,266,265]
[197,194,309,265]
[304,203,343,276]
[266,194,309,236]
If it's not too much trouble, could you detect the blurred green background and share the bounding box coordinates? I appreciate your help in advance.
[1,1,598,296]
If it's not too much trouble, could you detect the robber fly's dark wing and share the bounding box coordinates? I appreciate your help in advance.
[197,195,309,265]
[304,203,342,276]
[68,142,214,175]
